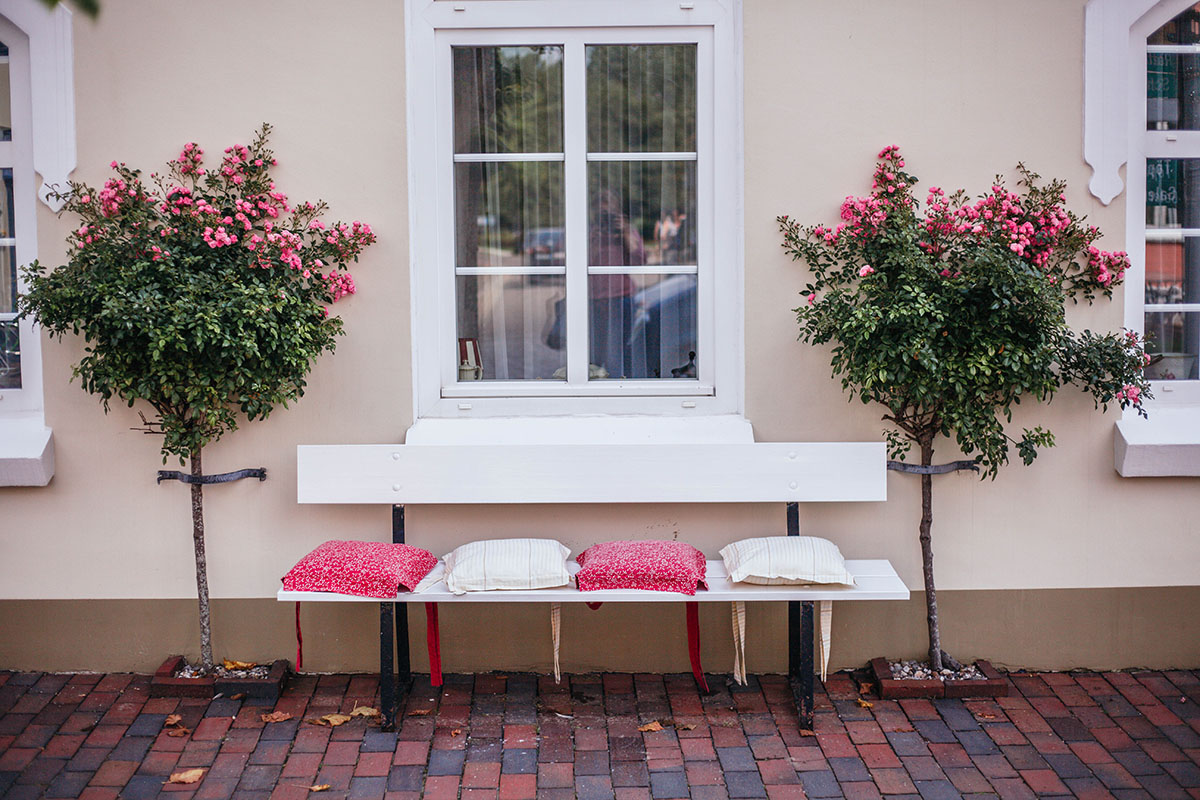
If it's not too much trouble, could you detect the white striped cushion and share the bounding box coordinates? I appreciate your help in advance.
[720,536,855,586]
[443,538,571,595]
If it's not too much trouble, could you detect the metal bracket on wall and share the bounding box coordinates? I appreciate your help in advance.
[156,468,268,485]
[886,460,979,475]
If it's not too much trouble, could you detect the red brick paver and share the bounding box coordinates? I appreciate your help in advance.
[0,668,1198,799]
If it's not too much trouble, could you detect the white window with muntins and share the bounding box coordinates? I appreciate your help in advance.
[1141,3,1200,398]
[0,21,36,409]
[0,0,74,486]
[406,1,743,422]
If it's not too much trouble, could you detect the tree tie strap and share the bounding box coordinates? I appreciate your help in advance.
[886,460,979,475]
[157,468,267,485]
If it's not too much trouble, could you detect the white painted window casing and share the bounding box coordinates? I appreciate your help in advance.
[0,1,73,486]
[1087,0,1200,474]
[404,0,744,428]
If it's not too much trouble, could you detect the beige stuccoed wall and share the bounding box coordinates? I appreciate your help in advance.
[3,0,412,600]
[743,0,1200,592]
[0,0,1197,672]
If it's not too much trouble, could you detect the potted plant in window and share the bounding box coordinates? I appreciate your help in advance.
[778,147,1150,697]
[20,124,375,696]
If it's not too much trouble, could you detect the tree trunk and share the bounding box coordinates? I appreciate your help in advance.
[917,435,942,671]
[189,447,214,671]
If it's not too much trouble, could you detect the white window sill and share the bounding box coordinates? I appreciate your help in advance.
[0,418,54,486]
[404,414,755,446]
[1114,405,1200,477]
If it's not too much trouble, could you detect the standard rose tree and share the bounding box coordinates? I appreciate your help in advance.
[20,124,376,672]
[778,147,1150,671]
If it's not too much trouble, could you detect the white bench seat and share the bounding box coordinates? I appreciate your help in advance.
[278,559,908,604]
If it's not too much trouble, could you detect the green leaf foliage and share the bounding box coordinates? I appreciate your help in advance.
[778,147,1150,477]
[19,124,377,462]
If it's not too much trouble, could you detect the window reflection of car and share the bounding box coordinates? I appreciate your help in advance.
[628,274,698,379]
[522,227,565,267]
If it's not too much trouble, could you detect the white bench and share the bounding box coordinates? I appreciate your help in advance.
[286,441,907,729]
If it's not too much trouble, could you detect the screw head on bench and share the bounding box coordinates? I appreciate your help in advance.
[392,484,401,492]
[789,481,798,490]
[392,452,401,460]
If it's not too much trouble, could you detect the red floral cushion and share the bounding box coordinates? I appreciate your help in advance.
[281,541,437,599]
[575,540,708,595]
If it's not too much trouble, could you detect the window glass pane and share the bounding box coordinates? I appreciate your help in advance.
[586,44,696,153]
[1145,310,1200,379]
[0,244,12,314]
[1146,158,1200,229]
[456,274,566,381]
[456,161,564,268]
[589,273,697,380]
[1,168,13,238]
[1146,232,1200,303]
[0,43,10,143]
[588,161,696,267]
[1149,5,1200,130]
[0,319,18,389]
[453,46,563,154]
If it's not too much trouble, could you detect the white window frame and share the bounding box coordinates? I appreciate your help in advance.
[0,0,74,486]
[1129,0,1200,405]
[405,0,743,421]
[1086,0,1200,474]
[0,17,40,415]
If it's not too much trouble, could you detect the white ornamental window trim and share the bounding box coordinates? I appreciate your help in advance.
[0,0,74,211]
[1084,0,1197,205]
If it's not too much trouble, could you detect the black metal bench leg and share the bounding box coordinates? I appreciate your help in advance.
[789,600,815,730]
[380,602,396,730]
[391,504,413,705]
[785,501,814,729]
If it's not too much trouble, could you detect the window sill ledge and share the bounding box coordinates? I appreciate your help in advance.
[1114,407,1200,477]
[0,419,55,486]
[405,414,755,446]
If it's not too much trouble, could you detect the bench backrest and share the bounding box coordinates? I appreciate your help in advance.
[296,442,886,504]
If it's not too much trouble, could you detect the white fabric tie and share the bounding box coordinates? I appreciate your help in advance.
[550,602,562,683]
[819,600,832,681]
[731,601,747,685]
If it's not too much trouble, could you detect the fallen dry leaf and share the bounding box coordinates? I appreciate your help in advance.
[349,706,380,718]
[856,698,874,709]
[167,768,205,784]
[261,711,293,724]
[858,682,875,695]
[230,693,246,701]
[637,721,664,732]
[674,722,696,731]
[798,728,816,737]
[307,714,352,727]
[223,659,258,670]
[407,708,432,717]
[974,713,997,721]
[165,726,191,738]
[164,714,183,727]
[309,784,331,792]
[450,728,462,737]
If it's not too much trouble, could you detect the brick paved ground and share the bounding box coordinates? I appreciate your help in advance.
[1,668,1198,799]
